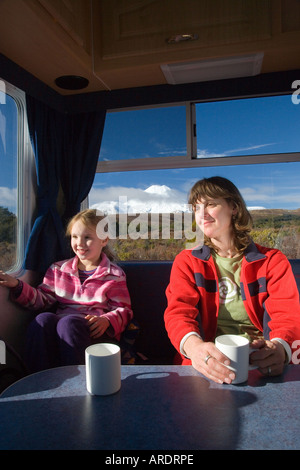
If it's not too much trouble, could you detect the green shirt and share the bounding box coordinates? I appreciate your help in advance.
[212,251,262,341]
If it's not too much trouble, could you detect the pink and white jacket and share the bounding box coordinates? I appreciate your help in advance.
[14,253,133,340]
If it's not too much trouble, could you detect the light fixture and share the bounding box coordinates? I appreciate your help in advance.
[160,52,264,85]
[55,75,89,90]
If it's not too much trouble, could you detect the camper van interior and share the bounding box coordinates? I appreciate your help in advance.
[0,0,300,450]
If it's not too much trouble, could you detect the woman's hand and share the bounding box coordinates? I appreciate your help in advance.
[249,338,286,376]
[0,270,19,288]
[85,315,110,339]
[183,335,236,384]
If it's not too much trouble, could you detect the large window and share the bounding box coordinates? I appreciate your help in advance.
[0,79,33,272]
[91,94,300,261]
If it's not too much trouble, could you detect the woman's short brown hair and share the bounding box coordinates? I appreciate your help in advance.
[188,176,253,253]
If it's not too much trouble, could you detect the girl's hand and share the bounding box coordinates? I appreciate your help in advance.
[0,270,19,288]
[249,339,286,376]
[85,315,110,339]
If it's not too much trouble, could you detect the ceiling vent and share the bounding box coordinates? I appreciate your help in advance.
[161,52,264,84]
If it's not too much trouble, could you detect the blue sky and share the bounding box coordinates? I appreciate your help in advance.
[0,91,18,212]
[90,94,300,212]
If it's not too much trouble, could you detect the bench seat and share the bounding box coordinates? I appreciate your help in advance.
[121,259,300,364]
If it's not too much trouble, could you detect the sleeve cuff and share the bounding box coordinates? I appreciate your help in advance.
[271,338,291,364]
[10,279,23,298]
[180,332,202,358]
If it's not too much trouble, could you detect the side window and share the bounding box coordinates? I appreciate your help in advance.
[195,95,300,158]
[99,105,187,163]
[0,79,33,272]
[90,97,300,261]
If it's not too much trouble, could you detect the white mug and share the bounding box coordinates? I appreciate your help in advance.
[215,334,256,384]
[85,343,121,395]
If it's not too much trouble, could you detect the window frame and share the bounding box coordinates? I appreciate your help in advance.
[1,80,35,274]
[96,95,300,174]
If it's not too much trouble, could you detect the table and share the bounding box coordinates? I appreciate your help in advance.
[0,364,299,450]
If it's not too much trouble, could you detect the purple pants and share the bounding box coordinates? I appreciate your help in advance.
[25,312,95,373]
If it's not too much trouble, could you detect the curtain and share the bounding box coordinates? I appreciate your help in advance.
[24,95,106,274]
[24,95,67,273]
[61,110,106,225]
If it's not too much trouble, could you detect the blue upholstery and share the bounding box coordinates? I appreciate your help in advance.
[120,262,175,364]
[291,259,300,291]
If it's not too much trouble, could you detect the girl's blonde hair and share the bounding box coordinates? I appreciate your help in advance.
[66,209,116,261]
[188,176,253,253]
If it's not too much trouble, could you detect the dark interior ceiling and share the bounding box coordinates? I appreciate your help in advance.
[0,0,300,98]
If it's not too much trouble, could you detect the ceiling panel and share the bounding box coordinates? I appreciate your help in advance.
[0,0,299,95]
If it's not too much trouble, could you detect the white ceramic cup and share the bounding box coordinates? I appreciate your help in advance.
[85,343,121,395]
[215,334,256,384]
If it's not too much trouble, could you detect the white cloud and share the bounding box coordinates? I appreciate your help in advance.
[89,184,275,214]
[226,143,277,154]
[89,180,300,215]
[196,143,277,159]
[197,149,225,158]
[0,186,17,211]
[248,206,266,211]
[241,184,300,208]
[89,184,189,213]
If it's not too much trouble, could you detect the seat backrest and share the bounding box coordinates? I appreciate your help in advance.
[290,259,300,292]
[121,259,300,364]
[120,261,176,364]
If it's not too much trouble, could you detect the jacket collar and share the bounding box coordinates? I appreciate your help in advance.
[191,240,266,263]
[191,244,211,261]
[60,253,121,277]
[244,240,267,263]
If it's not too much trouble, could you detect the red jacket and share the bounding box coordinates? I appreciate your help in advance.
[164,242,300,364]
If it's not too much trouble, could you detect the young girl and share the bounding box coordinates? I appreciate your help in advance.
[0,209,133,372]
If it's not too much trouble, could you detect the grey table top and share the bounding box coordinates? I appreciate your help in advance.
[0,364,299,450]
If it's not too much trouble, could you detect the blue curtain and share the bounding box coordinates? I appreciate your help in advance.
[24,95,106,273]
[61,110,106,225]
[24,96,67,273]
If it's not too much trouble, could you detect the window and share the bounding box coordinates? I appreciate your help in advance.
[0,79,33,272]
[90,95,300,261]
[99,105,187,162]
[195,95,300,159]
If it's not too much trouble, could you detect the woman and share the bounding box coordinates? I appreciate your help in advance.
[164,176,300,384]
